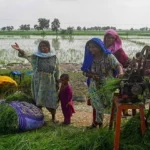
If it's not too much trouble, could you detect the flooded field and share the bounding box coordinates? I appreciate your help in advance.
[0,35,149,67]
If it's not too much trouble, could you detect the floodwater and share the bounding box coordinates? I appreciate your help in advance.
[0,35,148,67]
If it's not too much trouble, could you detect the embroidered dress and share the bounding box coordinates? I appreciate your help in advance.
[18,51,60,109]
[81,38,120,124]
[88,54,119,123]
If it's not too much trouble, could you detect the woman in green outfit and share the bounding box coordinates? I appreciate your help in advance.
[81,38,123,128]
[11,40,60,123]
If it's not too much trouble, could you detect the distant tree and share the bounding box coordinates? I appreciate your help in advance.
[83,27,86,31]
[6,26,14,31]
[111,27,116,30]
[102,26,111,30]
[60,29,67,35]
[130,28,134,31]
[19,24,30,31]
[51,18,60,34]
[97,26,101,31]
[34,25,41,31]
[140,27,148,31]
[67,27,74,35]
[77,26,81,31]
[38,18,50,31]
[1,27,6,31]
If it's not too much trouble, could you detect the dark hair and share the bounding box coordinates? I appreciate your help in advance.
[38,40,50,51]
[60,74,69,80]
[86,40,101,50]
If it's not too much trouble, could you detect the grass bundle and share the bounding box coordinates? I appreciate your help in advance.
[96,78,121,108]
[0,76,18,88]
[0,103,18,134]
[0,76,18,98]
[5,91,34,104]
[99,78,121,93]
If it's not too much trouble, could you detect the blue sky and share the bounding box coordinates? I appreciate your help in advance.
[0,0,150,29]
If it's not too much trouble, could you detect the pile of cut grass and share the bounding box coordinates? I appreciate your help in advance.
[0,103,18,134]
[5,91,34,104]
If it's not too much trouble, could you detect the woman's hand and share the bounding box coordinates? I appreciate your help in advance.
[116,65,124,78]
[86,73,99,80]
[92,74,99,80]
[11,42,20,51]
[116,73,124,78]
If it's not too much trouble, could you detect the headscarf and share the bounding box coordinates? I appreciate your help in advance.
[33,40,56,58]
[81,38,111,72]
[81,38,111,86]
[104,29,122,54]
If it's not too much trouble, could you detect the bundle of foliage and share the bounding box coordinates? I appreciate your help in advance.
[0,103,18,134]
[0,76,18,97]
[99,78,121,93]
[97,78,121,108]
[0,76,18,88]
[5,91,34,104]
[18,75,32,96]
[120,114,150,150]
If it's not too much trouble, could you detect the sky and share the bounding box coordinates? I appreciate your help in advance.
[0,0,150,30]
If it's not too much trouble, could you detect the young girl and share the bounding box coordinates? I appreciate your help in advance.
[58,74,75,125]
[11,41,60,123]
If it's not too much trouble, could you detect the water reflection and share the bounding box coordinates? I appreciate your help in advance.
[60,35,74,43]
[34,38,43,45]
[52,36,60,51]
[20,35,31,39]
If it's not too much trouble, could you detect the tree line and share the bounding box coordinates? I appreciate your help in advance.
[1,18,150,35]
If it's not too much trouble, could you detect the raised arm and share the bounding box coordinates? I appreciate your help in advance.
[11,42,24,55]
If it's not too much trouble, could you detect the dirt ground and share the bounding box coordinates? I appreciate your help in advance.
[43,101,111,127]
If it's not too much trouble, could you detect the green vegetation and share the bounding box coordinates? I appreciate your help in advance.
[1,70,150,149]
[0,103,18,134]
[0,115,150,150]
[1,30,150,36]
[5,91,34,104]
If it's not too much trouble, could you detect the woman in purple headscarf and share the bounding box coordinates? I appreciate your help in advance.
[81,38,124,128]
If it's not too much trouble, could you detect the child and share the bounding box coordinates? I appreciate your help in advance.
[58,74,75,125]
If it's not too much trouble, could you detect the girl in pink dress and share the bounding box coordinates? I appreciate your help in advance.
[59,74,75,125]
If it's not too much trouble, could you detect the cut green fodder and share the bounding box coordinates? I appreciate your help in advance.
[120,114,150,150]
[0,103,18,134]
[5,91,34,104]
[99,78,121,93]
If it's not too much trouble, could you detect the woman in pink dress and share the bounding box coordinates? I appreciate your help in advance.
[59,74,75,125]
[104,29,130,68]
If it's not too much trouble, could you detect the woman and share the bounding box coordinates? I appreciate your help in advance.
[81,38,123,128]
[104,29,132,117]
[11,40,60,123]
[104,29,130,68]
